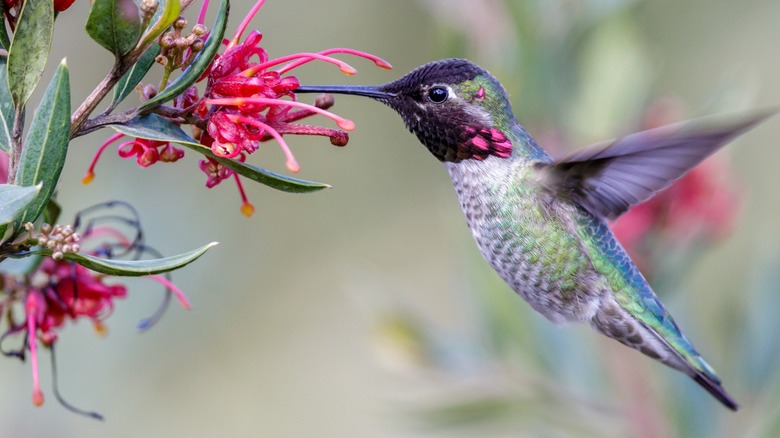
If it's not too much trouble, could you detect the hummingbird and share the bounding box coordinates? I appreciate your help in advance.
[296,58,771,410]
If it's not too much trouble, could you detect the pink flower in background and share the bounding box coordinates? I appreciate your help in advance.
[610,97,740,274]
[611,158,739,273]
[0,150,8,183]
[22,259,129,409]
[1,204,191,418]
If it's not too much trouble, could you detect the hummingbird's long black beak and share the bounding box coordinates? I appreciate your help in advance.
[294,85,394,99]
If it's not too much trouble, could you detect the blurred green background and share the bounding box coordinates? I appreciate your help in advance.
[3,0,780,436]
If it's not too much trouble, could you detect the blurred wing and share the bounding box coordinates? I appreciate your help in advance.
[538,111,773,220]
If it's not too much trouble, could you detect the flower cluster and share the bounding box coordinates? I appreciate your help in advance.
[25,222,81,260]
[84,0,390,216]
[83,133,185,185]
[1,203,190,418]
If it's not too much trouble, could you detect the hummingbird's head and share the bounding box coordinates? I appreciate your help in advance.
[296,59,514,162]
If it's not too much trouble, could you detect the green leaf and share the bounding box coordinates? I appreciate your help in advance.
[85,0,143,56]
[61,242,218,276]
[0,57,12,154]
[110,114,331,193]
[7,0,54,108]
[14,60,70,225]
[0,183,41,226]
[112,42,161,106]
[140,0,181,47]
[211,152,332,193]
[140,0,229,110]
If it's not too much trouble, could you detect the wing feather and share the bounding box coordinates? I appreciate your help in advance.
[539,111,773,219]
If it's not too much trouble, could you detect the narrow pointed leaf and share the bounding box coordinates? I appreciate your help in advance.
[140,0,229,110]
[0,183,41,226]
[0,57,12,153]
[61,242,218,276]
[7,0,54,108]
[112,43,161,106]
[109,114,331,193]
[140,0,181,47]
[212,153,332,193]
[86,0,143,56]
[14,60,70,225]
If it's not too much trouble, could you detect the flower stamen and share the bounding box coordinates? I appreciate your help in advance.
[25,293,44,407]
[243,52,358,77]
[83,133,125,185]
[233,174,255,217]
[227,114,300,172]
[196,0,211,25]
[206,97,356,131]
[276,48,392,75]
[228,0,266,50]
[147,275,192,310]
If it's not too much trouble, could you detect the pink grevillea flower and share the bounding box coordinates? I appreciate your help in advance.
[197,0,388,212]
[193,0,390,212]
[88,0,390,216]
[200,26,378,171]
[199,156,232,188]
[83,133,185,184]
[27,259,129,345]
[1,203,191,418]
[196,134,256,216]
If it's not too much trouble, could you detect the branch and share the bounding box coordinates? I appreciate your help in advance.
[72,109,141,138]
[69,0,200,139]
[8,107,24,182]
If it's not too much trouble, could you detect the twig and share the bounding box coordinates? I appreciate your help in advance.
[72,110,141,138]
[69,0,199,139]
[8,107,24,182]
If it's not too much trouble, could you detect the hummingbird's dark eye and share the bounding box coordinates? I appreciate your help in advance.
[427,86,449,103]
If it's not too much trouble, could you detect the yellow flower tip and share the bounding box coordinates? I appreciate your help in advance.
[337,119,356,131]
[241,202,255,217]
[286,159,301,173]
[82,172,95,185]
[93,321,108,336]
[32,390,44,407]
[340,65,358,75]
[376,60,393,70]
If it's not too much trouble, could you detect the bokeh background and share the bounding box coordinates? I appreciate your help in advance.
[2,0,780,436]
